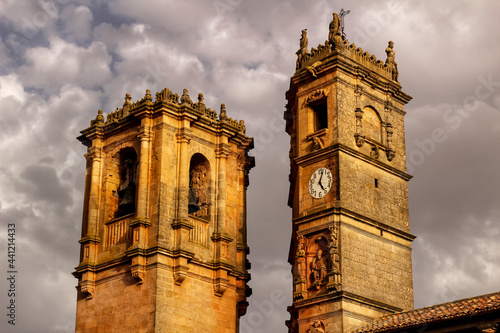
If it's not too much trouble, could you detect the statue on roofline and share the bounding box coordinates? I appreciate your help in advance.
[385,41,399,82]
[296,29,309,70]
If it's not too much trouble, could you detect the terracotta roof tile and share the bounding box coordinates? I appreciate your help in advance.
[354,291,500,333]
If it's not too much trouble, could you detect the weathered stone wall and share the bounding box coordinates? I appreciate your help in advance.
[75,263,156,333]
[341,218,414,310]
[154,264,239,332]
[338,152,410,232]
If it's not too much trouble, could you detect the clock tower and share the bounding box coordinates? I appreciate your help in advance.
[285,15,414,332]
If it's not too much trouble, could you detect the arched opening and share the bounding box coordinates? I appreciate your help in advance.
[188,153,211,219]
[115,148,138,218]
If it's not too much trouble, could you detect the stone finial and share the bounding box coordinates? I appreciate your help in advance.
[91,109,105,127]
[198,93,204,104]
[123,93,132,116]
[181,88,192,105]
[220,103,228,120]
[144,89,152,102]
[124,93,131,106]
[385,41,399,81]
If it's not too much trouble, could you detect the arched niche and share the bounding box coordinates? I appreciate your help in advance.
[111,147,138,218]
[188,153,211,219]
[362,106,382,143]
[307,235,329,290]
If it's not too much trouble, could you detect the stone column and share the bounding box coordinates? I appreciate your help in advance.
[171,124,193,285]
[136,124,151,219]
[212,139,232,296]
[128,122,152,284]
[216,143,228,234]
[77,138,103,299]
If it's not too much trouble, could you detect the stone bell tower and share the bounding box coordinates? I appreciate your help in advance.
[74,88,254,332]
[284,13,414,333]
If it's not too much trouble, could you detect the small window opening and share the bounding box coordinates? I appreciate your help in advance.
[313,102,328,132]
[374,178,379,188]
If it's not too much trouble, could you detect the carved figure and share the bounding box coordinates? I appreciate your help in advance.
[328,225,340,274]
[311,137,323,151]
[220,103,228,120]
[296,29,309,69]
[309,320,325,333]
[329,12,344,49]
[180,88,192,105]
[190,162,210,217]
[328,13,342,43]
[92,109,105,126]
[296,242,306,280]
[370,145,380,159]
[385,41,399,81]
[311,249,327,289]
[305,61,323,78]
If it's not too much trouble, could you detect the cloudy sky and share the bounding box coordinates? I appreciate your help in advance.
[1,0,499,332]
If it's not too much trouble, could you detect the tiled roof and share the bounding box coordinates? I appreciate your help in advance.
[355,291,500,332]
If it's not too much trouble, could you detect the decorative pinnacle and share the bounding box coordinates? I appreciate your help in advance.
[92,109,104,126]
[180,88,192,105]
[220,103,228,120]
[124,93,131,106]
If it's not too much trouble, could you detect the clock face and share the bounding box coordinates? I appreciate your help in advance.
[308,167,332,199]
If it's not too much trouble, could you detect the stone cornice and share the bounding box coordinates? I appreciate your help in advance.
[294,143,412,181]
[291,51,412,106]
[292,206,415,242]
[293,290,403,314]
[78,233,101,244]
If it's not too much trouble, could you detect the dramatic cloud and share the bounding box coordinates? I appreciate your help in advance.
[1,1,499,332]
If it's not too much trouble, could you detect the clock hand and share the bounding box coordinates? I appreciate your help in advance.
[318,173,325,190]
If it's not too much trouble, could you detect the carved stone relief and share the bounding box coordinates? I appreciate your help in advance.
[310,137,324,151]
[293,235,308,301]
[306,88,329,105]
[326,224,341,292]
[308,320,326,333]
[310,236,328,290]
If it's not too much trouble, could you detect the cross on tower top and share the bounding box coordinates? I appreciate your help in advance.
[339,8,351,41]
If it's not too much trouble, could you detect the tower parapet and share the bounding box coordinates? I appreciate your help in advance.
[296,38,398,82]
[88,88,247,134]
